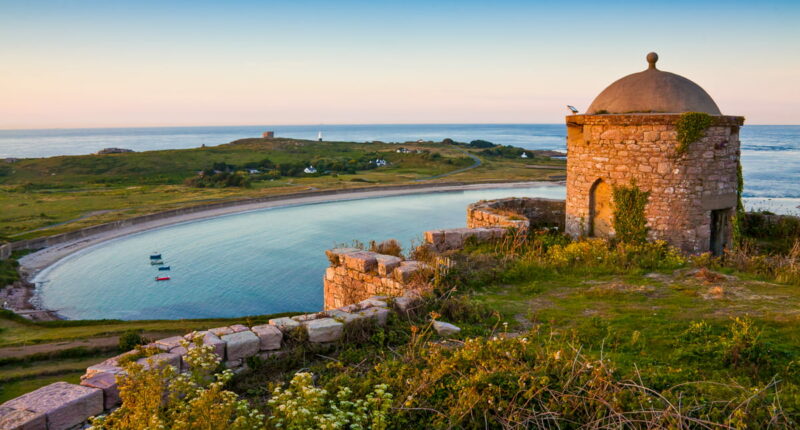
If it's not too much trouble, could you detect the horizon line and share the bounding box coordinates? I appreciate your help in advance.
[0,121,796,132]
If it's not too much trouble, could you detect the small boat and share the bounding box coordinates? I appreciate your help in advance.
[150,260,164,265]
[158,266,171,271]
[149,253,162,260]
[155,276,171,281]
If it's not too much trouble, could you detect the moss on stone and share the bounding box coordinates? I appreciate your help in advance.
[675,112,713,155]
[612,181,650,244]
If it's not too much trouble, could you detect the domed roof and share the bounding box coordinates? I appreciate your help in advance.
[586,52,721,115]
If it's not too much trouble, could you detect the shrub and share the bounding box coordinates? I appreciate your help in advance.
[267,372,392,430]
[92,339,263,429]
[468,139,495,148]
[369,239,403,258]
[436,296,494,324]
[118,331,147,352]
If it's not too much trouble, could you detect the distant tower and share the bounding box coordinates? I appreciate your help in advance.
[565,52,744,254]
[318,131,323,142]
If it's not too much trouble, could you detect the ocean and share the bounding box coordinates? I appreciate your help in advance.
[0,123,798,210]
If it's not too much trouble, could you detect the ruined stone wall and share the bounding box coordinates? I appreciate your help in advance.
[323,248,430,310]
[0,295,415,430]
[467,197,565,231]
[565,114,744,254]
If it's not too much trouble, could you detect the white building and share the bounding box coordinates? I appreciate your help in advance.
[304,166,317,174]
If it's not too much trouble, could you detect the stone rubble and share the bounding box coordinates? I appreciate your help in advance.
[433,321,462,336]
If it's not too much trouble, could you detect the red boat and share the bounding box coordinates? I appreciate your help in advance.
[155,276,171,281]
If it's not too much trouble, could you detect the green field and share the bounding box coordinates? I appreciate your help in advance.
[0,138,564,240]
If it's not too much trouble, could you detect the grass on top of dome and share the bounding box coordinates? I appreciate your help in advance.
[675,112,714,155]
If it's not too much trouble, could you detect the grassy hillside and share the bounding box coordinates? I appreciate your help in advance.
[77,229,800,428]
[0,138,564,240]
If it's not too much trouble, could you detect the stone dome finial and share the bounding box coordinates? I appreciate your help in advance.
[646,52,658,69]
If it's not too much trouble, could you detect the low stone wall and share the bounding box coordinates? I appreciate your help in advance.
[0,295,417,430]
[467,197,566,231]
[323,248,430,310]
[0,243,10,260]
[424,227,507,252]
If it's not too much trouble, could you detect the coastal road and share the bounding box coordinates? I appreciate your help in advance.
[415,147,482,181]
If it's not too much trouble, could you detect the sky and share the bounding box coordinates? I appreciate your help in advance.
[0,0,798,128]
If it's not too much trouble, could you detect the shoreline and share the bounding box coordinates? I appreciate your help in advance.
[9,180,561,319]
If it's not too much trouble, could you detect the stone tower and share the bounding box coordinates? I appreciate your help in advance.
[565,53,744,254]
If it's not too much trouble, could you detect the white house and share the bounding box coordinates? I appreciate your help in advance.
[520,152,529,159]
[373,159,388,167]
[304,166,317,174]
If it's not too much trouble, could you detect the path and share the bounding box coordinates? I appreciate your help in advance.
[0,330,181,359]
[414,148,482,181]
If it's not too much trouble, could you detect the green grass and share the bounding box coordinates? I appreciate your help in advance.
[0,138,564,239]
[0,311,301,347]
[0,371,84,403]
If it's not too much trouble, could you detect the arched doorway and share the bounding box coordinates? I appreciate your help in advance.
[589,179,613,238]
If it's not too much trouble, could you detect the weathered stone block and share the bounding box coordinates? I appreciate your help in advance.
[292,312,322,322]
[251,324,283,350]
[221,331,260,361]
[169,346,188,356]
[433,321,461,336]
[80,372,120,409]
[359,297,388,308]
[224,359,242,369]
[1,382,102,430]
[0,406,46,430]
[269,317,301,332]
[358,306,390,325]
[154,336,185,350]
[209,326,234,337]
[137,353,181,371]
[325,309,361,323]
[84,362,125,378]
[325,247,361,265]
[394,296,418,313]
[341,251,378,272]
[304,318,344,343]
[186,331,226,360]
[229,324,249,333]
[394,261,429,283]
[375,254,402,276]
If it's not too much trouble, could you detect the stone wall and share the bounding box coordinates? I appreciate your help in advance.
[467,197,565,231]
[0,295,416,430]
[565,114,744,254]
[323,248,430,310]
[0,243,10,260]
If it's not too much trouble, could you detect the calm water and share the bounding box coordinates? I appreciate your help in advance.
[1,124,797,202]
[35,186,565,320]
